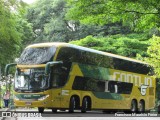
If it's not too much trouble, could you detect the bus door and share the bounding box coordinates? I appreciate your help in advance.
[51,66,68,108]
[51,73,62,108]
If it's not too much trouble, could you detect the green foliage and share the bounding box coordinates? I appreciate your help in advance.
[146,36,160,77]
[0,0,20,68]
[0,0,32,72]
[70,33,149,58]
[66,0,160,31]
[25,0,132,44]
[146,36,160,105]
[16,17,34,47]
[26,0,70,42]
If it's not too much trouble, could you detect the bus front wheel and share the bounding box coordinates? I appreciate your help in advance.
[69,97,76,113]
[131,100,137,113]
[38,107,44,113]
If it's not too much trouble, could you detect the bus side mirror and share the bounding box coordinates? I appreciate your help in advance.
[45,61,63,75]
[5,63,17,76]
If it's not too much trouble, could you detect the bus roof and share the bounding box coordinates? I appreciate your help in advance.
[27,42,147,65]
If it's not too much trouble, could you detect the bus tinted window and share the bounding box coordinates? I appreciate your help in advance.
[73,76,133,94]
[56,47,79,72]
[113,58,151,74]
[50,66,68,88]
[56,47,112,68]
[79,51,112,68]
[108,81,133,94]
[72,76,105,92]
[57,47,151,75]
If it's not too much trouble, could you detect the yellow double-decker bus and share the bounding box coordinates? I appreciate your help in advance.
[5,42,155,113]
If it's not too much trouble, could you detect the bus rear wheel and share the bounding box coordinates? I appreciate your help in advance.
[69,97,76,113]
[38,107,44,113]
[131,100,137,113]
[81,97,89,113]
[158,105,160,114]
[139,100,145,113]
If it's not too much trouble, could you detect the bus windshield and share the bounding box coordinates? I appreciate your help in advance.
[18,46,56,64]
[15,68,49,92]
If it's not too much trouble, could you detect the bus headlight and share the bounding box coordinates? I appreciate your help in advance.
[14,95,19,101]
[38,95,49,101]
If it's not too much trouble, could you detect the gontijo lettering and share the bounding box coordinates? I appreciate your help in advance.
[112,71,153,87]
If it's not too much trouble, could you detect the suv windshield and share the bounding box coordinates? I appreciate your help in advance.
[18,46,56,65]
[15,68,49,92]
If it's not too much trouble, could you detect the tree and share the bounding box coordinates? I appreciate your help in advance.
[25,0,132,43]
[70,33,149,58]
[26,0,102,42]
[0,0,32,70]
[146,36,160,108]
[146,36,160,77]
[0,0,20,67]
[66,0,160,31]
[16,17,34,48]
[26,0,71,42]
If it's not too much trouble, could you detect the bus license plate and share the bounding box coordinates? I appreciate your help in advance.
[26,102,32,105]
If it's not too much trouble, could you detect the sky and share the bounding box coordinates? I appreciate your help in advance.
[22,0,36,4]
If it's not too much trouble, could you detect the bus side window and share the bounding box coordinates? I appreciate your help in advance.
[105,81,109,92]
[97,81,105,92]
[109,84,115,93]
[117,83,122,94]
[50,66,68,88]
[108,81,118,93]
[72,76,85,90]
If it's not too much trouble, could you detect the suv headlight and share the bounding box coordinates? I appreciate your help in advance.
[38,95,49,101]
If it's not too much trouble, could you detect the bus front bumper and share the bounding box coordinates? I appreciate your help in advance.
[14,99,52,108]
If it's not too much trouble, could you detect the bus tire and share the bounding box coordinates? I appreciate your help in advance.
[139,100,145,113]
[38,107,44,113]
[131,100,137,113]
[52,108,57,113]
[81,97,88,113]
[158,105,160,114]
[69,97,76,113]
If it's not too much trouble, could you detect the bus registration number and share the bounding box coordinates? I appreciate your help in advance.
[25,102,32,106]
